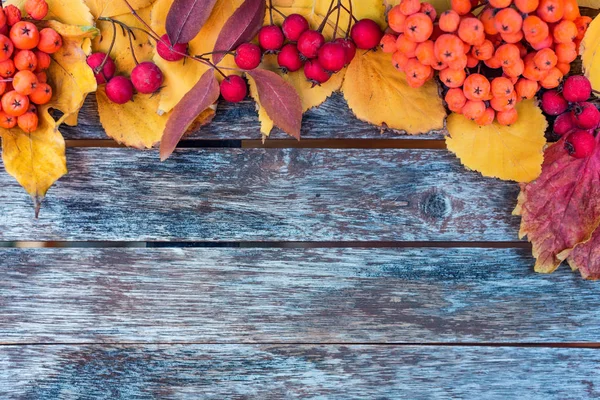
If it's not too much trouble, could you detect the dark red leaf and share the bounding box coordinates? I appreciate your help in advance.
[213,0,266,65]
[568,227,600,280]
[247,69,302,140]
[160,69,220,161]
[166,0,218,45]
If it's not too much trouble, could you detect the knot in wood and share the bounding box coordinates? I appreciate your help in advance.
[421,192,451,220]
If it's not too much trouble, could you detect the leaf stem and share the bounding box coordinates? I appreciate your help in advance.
[346,0,354,37]
[318,0,338,32]
[268,0,274,25]
[333,0,341,40]
[96,20,117,80]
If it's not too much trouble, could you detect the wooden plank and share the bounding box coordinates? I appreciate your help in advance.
[2,247,597,344]
[0,148,520,241]
[2,344,599,398]
[60,93,444,141]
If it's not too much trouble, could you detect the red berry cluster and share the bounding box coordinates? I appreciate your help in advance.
[0,1,61,133]
[541,75,599,159]
[219,13,384,103]
[382,0,591,126]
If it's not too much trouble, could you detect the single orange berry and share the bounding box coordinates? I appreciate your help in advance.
[0,34,14,62]
[495,44,520,68]
[496,108,518,126]
[380,33,398,53]
[484,55,502,69]
[458,17,485,45]
[522,16,549,44]
[447,54,468,70]
[388,6,407,33]
[501,30,523,44]
[480,8,498,35]
[13,70,38,95]
[14,49,37,71]
[462,100,486,120]
[556,62,570,75]
[434,34,463,63]
[445,87,467,113]
[555,42,577,64]
[489,0,511,7]
[0,110,16,128]
[404,58,432,87]
[404,13,433,43]
[530,34,553,50]
[10,21,39,50]
[574,16,592,40]
[0,59,15,78]
[515,78,539,100]
[34,50,50,71]
[490,92,517,112]
[475,107,495,126]
[563,0,580,21]
[399,0,421,16]
[553,20,577,43]
[514,0,539,13]
[392,51,410,71]
[17,111,38,132]
[29,82,52,104]
[494,8,523,35]
[431,58,448,70]
[472,40,494,61]
[538,0,564,23]
[25,0,49,20]
[439,67,466,88]
[491,76,515,98]
[451,0,471,16]
[539,67,563,89]
[396,34,417,55]
[37,28,62,54]
[533,48,557,70]
[523,59,548,81]
[463,73,491,101]
[2,90,29,116]
[503,59,524,78]
[420,3,437,22]
[415,40,436,66]
[4,5,21,27]
[439,10,460,32]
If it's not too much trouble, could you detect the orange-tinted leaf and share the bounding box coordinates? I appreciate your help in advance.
[568,228,600,280]
[160,69,221,160]
[514,134,600,274]
[213,0,266,64]
[247,68,302,139]
[166,0,218,44]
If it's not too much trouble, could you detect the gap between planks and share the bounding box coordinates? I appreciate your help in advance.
[0,343,599,348]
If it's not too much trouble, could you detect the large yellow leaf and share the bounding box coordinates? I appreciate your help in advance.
[342,50,446,134]
[581,14,600,95]
[84,0,154,18]
[273,0,386,28]
[8,0,94,25]
[151,0,242,115]
[446,100,547,183]
[578,0,600,8]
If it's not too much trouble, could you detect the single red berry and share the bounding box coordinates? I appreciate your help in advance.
[277,43,303,73]
[234,43,262,70]
[131,61,163,94]
[350,19,383,50]
[87,52,116,85]
[303,59,330,85]
[297,30,325,59]
[563,75,592,103]
[317,41,347,72]
[571,102,600,129]
[565,129,596,158]
[334,38,356,64]
[553,112,576,136]
[258,25,284,51]
[220,75,247,102]
[282,14,309,42]
[156,34,187,62]
[541,90,568,116]
[105,76,134,104]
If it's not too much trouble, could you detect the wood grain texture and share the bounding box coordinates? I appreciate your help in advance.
[2,344,599,399]
[2,247,597,344]
[59,93,445,141]
[0,148,520,241]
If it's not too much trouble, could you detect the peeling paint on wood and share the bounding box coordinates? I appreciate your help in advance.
[0,148,520,241]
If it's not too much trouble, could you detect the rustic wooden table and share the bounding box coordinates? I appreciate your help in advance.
[1,94,599,399]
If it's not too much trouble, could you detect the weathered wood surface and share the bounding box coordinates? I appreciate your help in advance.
[3,247,597,344]
[2,344,599,399]
[60,93,444,141]
[0,148,521,242]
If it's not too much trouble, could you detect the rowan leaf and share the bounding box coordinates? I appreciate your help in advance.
[212,0,266,64]
[166,0,218,45]
[580,14,600,96]
[446,100,547,182]
[160,69,221,160]
[342,50,446,134]
[568,228,600,280]
[247,68,302,139]
[151,0,242,114]
[514,134,600,274]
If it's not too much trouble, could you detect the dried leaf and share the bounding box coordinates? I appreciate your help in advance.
[212,0,266,64]
[166,0,219,45]
[514,134,600,274]
[578,0,600,8]
[568,228,600,280]
[580,14,600,95]
[247,68,302,139]
[446,100,547,182]
[160,69,220,160]
[343,50,446,134]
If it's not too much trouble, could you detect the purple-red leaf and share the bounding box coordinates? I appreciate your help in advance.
[166,0,218,45]
[568,228,600,280]
[213,0,266,65]
[160,69,220,161]
[247,69,302,140]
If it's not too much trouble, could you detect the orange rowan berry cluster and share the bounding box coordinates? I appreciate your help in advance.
[0,0,61,133]
[382,0,591,126]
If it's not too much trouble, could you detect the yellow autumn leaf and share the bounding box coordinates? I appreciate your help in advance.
[247,74,274,137]
[383,0,451,14]
[84,0,154,18]
[151,0,242,115]
[581,14,600,96]
[273,0,387,28]
[446,100,547,183]
[342,50,446,134]
[8,0,94,25]
[578,0,600,8]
